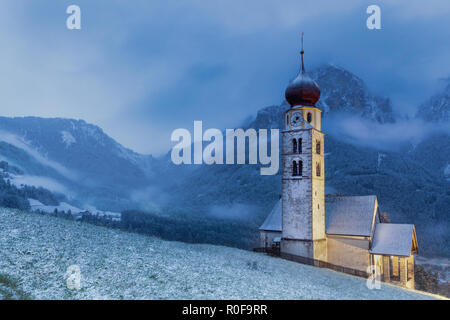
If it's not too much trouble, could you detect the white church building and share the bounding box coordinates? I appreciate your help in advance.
[258,39,418,289]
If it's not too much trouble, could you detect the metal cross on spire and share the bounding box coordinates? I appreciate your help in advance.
[300,32,305,73]
[301,32,304,54]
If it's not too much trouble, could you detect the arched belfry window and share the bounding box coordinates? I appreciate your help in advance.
[292,161,298,176]
[298,138,302,154]
[316,162,321,177]
[316,140,321,154]
[298,160,303,176]
[307,112,312,123]
[292,139,297,154]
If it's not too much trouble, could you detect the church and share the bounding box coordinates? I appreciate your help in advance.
[258,39,419,289]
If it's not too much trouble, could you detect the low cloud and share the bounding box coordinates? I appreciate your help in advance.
[325,113,450,150]
[130,186,170,213]
[208,202,258,221]
[10,175,69,195]
[0,130,78,181]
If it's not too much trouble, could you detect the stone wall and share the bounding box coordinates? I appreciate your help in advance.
[281,129,313,241]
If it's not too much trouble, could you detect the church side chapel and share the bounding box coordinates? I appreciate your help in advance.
[258,35,419,289]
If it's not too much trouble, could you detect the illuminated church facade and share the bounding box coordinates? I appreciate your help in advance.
[259,39,418,289]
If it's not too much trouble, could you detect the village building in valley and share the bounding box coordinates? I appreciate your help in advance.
[258,36,419,289]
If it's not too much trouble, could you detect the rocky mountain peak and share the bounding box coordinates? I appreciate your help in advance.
[249,64,397,129]
[311,64,395,123]
[416,82,450,123]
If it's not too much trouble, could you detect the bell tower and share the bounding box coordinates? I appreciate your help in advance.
[281,34,327,262]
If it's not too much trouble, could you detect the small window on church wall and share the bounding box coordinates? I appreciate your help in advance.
[298,160,303,176]
[292,139,297,154]
[292,161,298,176]
[286,115,289,126]
[316,140,321,154]
[307,112,312,123]
[316,163,321,177]
[298,138,302,154]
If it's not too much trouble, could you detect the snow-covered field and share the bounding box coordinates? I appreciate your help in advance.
[28,199,121,222]
[28,199,82,215]
[0,208,437,300]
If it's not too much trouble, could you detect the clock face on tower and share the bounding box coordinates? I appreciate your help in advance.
[290,111,303,128]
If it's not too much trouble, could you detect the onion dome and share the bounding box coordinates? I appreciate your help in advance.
[285,34,321,107]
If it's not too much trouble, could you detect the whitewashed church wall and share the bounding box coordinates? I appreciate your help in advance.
[281,239,314,258]
[326,235,371,272]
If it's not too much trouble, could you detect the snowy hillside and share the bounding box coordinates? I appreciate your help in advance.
[0,208,436,300]
[0,117,155,211]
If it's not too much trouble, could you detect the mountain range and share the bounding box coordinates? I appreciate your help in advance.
[0,64,448,257]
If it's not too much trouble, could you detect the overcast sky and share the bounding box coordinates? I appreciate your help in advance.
[0,1,449,155]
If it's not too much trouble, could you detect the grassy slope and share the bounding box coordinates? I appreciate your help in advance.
[0,208,438,300]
